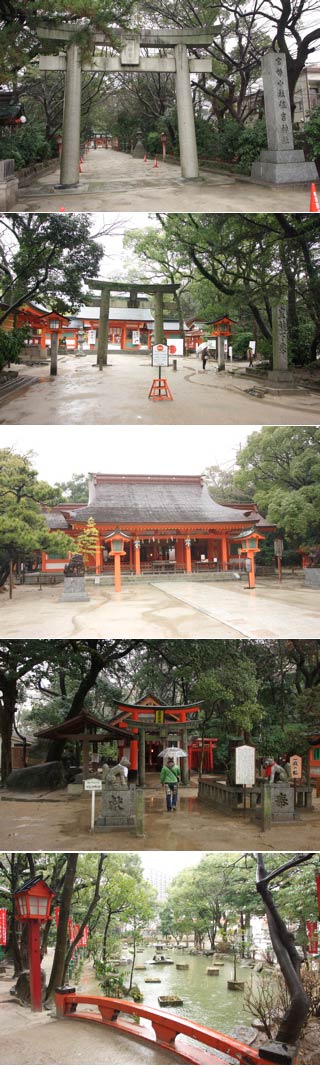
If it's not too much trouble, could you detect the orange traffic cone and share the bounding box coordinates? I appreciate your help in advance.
[153,157,158,168]
[310,182,319,211]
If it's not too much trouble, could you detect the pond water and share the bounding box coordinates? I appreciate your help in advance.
[79,946,262,1036]
[132,947,257,1034]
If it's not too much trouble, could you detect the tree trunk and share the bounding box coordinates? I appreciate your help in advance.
[102,913,112,964]
[256,853,310,1044]
[0,676,18,781]
[127,930,136,993]
[44,853,78,1003]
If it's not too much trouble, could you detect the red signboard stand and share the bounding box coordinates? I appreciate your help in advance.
[148,378,173,401]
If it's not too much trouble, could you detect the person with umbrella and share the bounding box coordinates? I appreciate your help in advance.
[160,755,181,812]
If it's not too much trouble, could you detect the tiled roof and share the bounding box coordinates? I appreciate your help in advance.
[42,477,270,532]
[71,306,179,326]
[60,475,254,526]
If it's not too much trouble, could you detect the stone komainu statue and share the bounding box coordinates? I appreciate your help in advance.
[64,553,85,577]
[101,758,130,790]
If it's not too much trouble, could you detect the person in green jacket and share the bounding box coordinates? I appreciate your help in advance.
[160,757,180,812]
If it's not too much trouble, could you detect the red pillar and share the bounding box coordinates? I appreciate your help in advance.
[28,921,42,1012]
[95,539,101,576]
[134,540,141,575]
[221,535,228,571]
[121,327,126,350]
[247,550,256,589]
[40,328,46,350]
[114,553,121,592]
[184,539,192,573]
[176,540,184,565]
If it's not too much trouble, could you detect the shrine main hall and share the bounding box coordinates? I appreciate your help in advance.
[42,473,272,576]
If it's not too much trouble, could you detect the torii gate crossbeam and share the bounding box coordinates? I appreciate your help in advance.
[37,25,214,187]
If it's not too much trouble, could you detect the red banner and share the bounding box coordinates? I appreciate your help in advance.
[79,925,89,947]
[67,917,73,940]
[306,920,318,954]
[54,907,60,927]
[316,874,320,918]
[0,909,7,946]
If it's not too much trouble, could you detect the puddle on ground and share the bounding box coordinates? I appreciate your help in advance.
[144,795,200,813]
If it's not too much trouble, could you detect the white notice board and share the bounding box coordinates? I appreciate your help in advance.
[235,745,255,786]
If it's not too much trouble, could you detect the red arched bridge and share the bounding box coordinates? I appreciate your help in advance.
[55,989,295,1064]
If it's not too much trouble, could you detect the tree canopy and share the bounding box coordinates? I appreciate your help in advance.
[0,214,107,327]
[0,448,73,594]
[1,638,319,783]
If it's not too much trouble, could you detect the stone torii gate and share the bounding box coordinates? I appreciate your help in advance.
[85,280,179,369]
[36,24,213,186]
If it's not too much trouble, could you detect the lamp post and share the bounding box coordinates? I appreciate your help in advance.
[14,877,55,1012]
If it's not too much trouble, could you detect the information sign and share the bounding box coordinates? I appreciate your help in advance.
[152,343,168,367]
[235,744,255,786]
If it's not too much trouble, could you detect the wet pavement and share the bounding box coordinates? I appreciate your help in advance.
[1,351,319,426]
[1,577,318,639]
[1,782,320,851]
[0,993,183,1064]
[15,148,313,211]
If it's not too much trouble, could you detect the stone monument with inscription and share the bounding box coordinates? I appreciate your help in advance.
[96,783,137,831]
[271,782,295,822]
[268,304,295,386]
[251,52,317,184]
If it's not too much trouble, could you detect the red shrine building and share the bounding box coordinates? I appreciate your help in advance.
[107,692,218,778]
[66,306,196,353]
[42,473,274,576]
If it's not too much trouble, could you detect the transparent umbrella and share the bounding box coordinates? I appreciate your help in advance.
[158,747,187,758]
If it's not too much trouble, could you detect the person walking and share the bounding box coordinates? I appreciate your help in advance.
[160,756,180,812]
[201,347,209,371]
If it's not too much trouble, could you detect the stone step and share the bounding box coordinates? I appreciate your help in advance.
[86,571,240,585]
[0,374,39,402]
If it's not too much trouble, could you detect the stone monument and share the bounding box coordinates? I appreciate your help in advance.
[270,782,295,822]
[268,304,295,386]
[251,51,317,184]
[96,760,137,832]
[60,553,89,602]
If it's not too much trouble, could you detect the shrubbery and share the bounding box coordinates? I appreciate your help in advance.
[0,123,54,170]
[0,327,30,372]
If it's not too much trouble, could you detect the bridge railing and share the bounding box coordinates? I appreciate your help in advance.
[54,988,295,1064]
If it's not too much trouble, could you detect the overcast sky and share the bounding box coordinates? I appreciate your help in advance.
[93,213,157,279]
[1,425,260,483]
[141,851,206,877]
